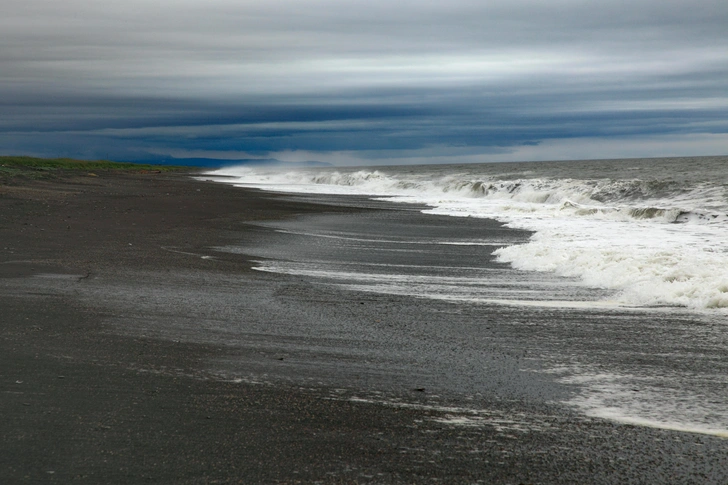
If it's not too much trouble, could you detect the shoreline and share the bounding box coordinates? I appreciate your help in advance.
[2,171,727,483]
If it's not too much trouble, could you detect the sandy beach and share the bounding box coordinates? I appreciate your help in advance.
[2,170,727,484]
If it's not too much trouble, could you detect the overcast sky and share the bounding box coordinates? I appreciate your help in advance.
[2,0,727,165]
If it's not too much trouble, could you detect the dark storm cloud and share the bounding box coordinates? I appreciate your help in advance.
[1,0,727,163]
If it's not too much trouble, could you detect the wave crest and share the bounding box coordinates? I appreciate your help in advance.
[205,163,728,310]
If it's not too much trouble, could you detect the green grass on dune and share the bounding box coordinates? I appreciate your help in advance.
[0,156,189,181]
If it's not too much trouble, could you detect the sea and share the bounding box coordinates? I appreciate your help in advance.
[202,156,728,437]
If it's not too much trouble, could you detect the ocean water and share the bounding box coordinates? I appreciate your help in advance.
[208,156,728,311]
[202,156,728,436]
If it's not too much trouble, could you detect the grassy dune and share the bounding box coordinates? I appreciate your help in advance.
[0,156,189,181]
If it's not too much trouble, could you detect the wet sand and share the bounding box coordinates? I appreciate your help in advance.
[1,171,726,483]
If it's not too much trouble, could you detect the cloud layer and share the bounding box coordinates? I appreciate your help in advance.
[2,0,727,164]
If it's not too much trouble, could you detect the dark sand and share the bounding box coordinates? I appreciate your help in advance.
[1,171,726,484]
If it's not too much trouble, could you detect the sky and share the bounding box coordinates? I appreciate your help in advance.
[2,0,727,166]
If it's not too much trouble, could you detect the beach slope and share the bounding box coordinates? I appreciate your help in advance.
[1,170,726,483]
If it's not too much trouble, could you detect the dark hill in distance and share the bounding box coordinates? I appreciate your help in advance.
[133,157,332,168]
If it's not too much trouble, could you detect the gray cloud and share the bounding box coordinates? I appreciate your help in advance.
[1,0,727,164]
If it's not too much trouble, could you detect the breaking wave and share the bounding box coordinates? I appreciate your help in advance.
[204,161,728,311]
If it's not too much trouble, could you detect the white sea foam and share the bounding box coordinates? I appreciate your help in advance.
[203,162,728,311]
[558,370,728,438]
[204,159,728,437]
